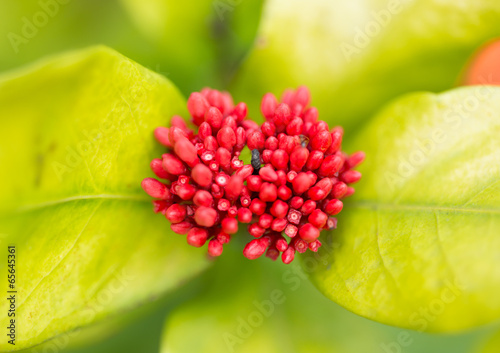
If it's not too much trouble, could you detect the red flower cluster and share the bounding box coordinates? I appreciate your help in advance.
[141,87,363,264]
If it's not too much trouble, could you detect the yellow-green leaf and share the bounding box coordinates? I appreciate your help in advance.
[306,86,500,332]
[231,0,500,130]
[0,46,210,351]
[160,248,393,353]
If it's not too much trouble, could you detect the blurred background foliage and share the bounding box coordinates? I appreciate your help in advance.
[2,0,500,352]
[0,0,263,93]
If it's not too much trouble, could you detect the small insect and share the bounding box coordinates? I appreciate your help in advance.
[299,134,309,147]
[251,149,261,175]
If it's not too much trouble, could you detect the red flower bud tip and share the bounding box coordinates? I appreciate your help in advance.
[231,157,244,174]
[141,178,171,199]
[170,221,193,235]
[293,238,308,253]
[341,170,362,184]
[332,181,348,198]
[193,190,213,207]
[162,154,186,175]
[222,115,237,130]
[235,127,247,149]
[276,238,288,252]
[307,186,326,201]
[294,85,311,108]
[215,172,230,187]
[204,107,222,130]
[187,228,208,247]
[198,122,212,140]
[326,217,338,230]
[243,237,270,260]
[154,127,172,147]
[177,175,190,185]
[308,209,328,229]
[346,151,365,169]
[292,172,312,194]
[194,206,217,227]
[266,247,280,261]
[238,207,253,223]
[217,231,231,245]
[249,198,266,215]
[261,93,278,120]
[326,128,343,154]
[262,150,272,163]
[259,182,278,202]
[249,223,266,238]
[217,126,237,151]
[222,217,238,234]
[286,171,297,183]
[344,187,355,198]
[258,213,273,229]
[191,163,212,187]
[309,240,322,252]
[299,223,320,242]
[233,102,248,122]
[153,200,170,214]
[318,155,343,177]
[170,115,191,133]
[299,200,316,215]
[286,208,302,225]
[271,218,288,232]
[225,175,244,200]
[240,195,251,207]
[270,149,289,170]
[165,204,187,223]
[217,198,230,212]
[274,103,291,126]
[290,147,309,171]
[144,86,362,263]
[270,200,289,219]
[306,150,323,170]
[286,117,304,136]
[208,239,223,257]
[277,185,292,200]
[176,184,197,200]
[169,126,188,144]
[259,165,278,182]
[246,175,263,192]
[187,92,209,126]
[324,199,343,215]
[227,206,238,218]
[262,122,277,138]
[289,196,304,209]
[247,130,265,151]
[284,224,298,238]
[282,246,295,264]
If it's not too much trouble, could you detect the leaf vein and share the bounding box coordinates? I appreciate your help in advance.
[17,200,103,312]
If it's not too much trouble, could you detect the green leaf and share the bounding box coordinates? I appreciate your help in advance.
[0,1,155,74]
[231,0,500,130]
[476,327,500,353]
[119,0,264,92]
[0,46,210,351]
[305,86,500,332]
[160,247,394,353]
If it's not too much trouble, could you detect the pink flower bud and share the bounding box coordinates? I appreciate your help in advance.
[141,178,171,199]
[187,228,208,247]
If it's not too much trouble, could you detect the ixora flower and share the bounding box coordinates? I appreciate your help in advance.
[2,1,500,353]
[141,86,364,263]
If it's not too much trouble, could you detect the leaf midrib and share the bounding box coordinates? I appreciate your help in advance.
[7,193,151,214]
[349,200,500,215]
[8,196,500,216]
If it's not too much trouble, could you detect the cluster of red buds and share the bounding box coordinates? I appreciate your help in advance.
[141,86,364,264]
